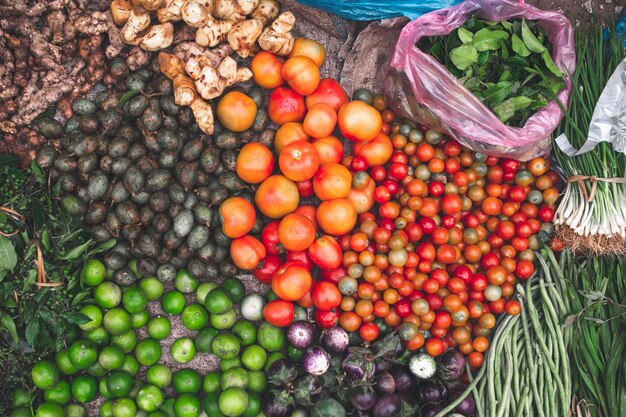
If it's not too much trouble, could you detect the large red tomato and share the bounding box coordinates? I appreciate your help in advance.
[308,235,342,270]
[279,141,321,182]
[317,198,357,236]
[313,163,352,200]
[338,101,382,142]
[281,56,320,96]
[230,235,266,270]
[250,51,284,89]
[312,281,342,311]
[255,175,300,219]
[219,196,256,238]
[278,213,316,252]
[264,299,294,327]
[253,254,283,285]
[305,78,348,111]
[312,136,343,164]
[268,87,306,125]
[352,132,393,167]
[236,142,275,184]
[272,261,313,301]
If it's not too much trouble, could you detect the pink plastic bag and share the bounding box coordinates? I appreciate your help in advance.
[384,0,576,161]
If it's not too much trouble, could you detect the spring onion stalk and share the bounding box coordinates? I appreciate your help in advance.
[552,23,626,246]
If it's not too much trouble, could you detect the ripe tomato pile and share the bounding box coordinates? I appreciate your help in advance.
[218,39,560,369]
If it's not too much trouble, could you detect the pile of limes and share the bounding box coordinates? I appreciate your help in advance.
[17,258,288,417]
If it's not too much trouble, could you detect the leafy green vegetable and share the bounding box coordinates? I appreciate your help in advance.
[418,15,566,127]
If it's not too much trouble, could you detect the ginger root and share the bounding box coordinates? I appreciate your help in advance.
[193,56,252,99]
[257,11,295,55]
[227,18,263,58]
[138,22,174,50]
[120,8,151,45]
[181,0,211,27]
[173,75,197,105]
[195,16,232,47]
[250,0,279,26]
[189,97,215,136]
[110,0,133,25]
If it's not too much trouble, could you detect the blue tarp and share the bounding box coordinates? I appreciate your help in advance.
[296,0,461,21]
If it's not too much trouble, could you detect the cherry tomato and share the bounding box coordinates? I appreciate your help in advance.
[315,308,339,328]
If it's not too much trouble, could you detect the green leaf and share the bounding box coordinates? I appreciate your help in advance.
[0,312,18,344]
[25,318,41,348]
[541,50,563,77]
[59,241,91,261]
[512,33,531,57]
[0,236,17,272]
[118,90,140,107]
[473,28,509,52]
[504,56,529,67]
[477,50,490,65]
[65,312,91,325]
[521,19,546,53]
[458,27,474,44]
[450,45,478,70]
[492,96,534,122]
[482,81,515,105]
[87,238,116,257]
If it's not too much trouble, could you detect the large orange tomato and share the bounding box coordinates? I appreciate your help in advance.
[303,103,337,139]
[279,141,320,182]
[216,91,257,132]
[219,196,256,238]
[268,87,306,125]
[306,78,348,111]
[278,213,316,252]
[289,38,325,67]
[295,205,318,230]
[352,132,393,167]
[346,178,375,214]
[312,136,344,164]
[308,235,342,270]
[255,175,300,219]
[250,51,284,89]
[313,163,352,200]
[275,122,308,153]
[281,56,320,96]
[338,100,382,142]
[317,198,357,236]
[230,235,266,270]
[236,142,275,184]
[272,261,313,301]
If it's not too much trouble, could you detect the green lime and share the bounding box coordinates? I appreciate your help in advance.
[78,304,103,331]
[264,352,286,373]
[35,401,64,417]
[170,337,196,363]
[138,277,164,301]
[287,344,304,362]
[219,356,242,372]
[12,388,31,408]
[241,345,267,371]
[194,327,218,353]
[121,355,139,376]
[160,398,176,417]
[122,287,148,313]
[202,391,226,417]
[135,338,162,366]
[202,371,221,393]
[196,282,218,305]
[146,412,167,417]
[111,397,137,417]
[111,329,137,353]
[147,316,171,340]
[136,384,164,412]
[247,370,266,393]
[43,380,71,405]
[181,304,209,331]
[71,375,97,403]
[173,368,202,394]
[219,387,248,417]
[130,310,150,328]
[87,362,106,378]
[205,289,232,314]
[174,393,201,417]
[64,403,86,417]
[103,308,131,336]
[100,376,113,399]
[161,290,186,315]
[220,367,249,389]
[210,308,236,330]
[128,378,143,399]
[146,364,172,388]
[212,334,241,359]
[98,345,125,370]
[242,392,262,417]
[106,371,133,398]
[32,360,60,390]
[82,259,106,286]
[99,400,113,417]
[202,392,224,417]
[94,281,122,309]
[84,326,110,347]
[174,269,199,294]
[232,320,257,346]
[68,340,98,369]
[55,349,78,375]
[10,407,32,417]
[258,322,286,352]
[222,277,245,303]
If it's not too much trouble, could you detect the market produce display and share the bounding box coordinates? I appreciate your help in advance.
[1,2,625,417]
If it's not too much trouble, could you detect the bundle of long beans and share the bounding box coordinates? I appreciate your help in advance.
[466,249,571,417]
[552,24,626,253]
